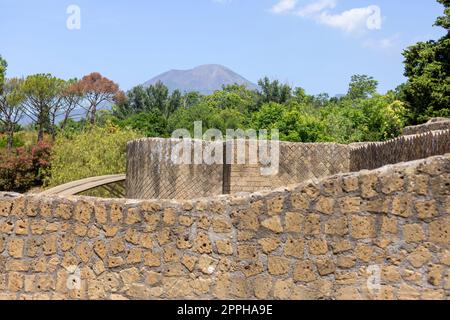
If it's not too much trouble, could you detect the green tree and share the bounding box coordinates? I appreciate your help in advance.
[321,94,406,143]
[148,82,182,120]
[117,82,182,121]
[402,0,450,123]
[0,55,7,90]
[118,111,167,137]
[292,87,312,105]
[181,91,203,109]
[251,102,284,130]
[358,94,407,141]
[222,84,259,112]
[113,85,150,119]
[210,108,246,133]
[167,102,215,135]
[311,93,331,108]
[147,81,169,114]
[21,74,64,142]
[257,77,292,106]
[0,78,25,150]
[251,102,328,142]
[347,74,379,100]
[204,85,256,114]
[59,79,83,131]
[167,89,183,119]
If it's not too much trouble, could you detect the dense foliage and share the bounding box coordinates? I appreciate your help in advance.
[401,0,450,123]
[46,125,142,188]
[0,141,51,192]
[114,78,407,143]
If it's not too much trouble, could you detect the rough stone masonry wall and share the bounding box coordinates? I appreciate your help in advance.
[0,154,449,300]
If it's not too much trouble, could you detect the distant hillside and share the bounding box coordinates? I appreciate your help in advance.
[143,64,258,95]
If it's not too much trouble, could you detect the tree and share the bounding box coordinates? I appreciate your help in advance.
[21,74,64,142]
[257,77,292,105]
[251,102,284,130]
[114,85,150,119]
[146,81,182,120]
[0,55,7,90]
[167,89,183,119]
[128,85,151,113]
[118,111,167,137]
[347,75,378,100]
[59,79,83,131]
[221,84,259,112]
[402,0,450,123]
[204,85,256,114]
[182,92,203,109]
[76,72,122,125]
[48,80,72,140]
[435,0,450,30]
[321,94,407,143]
[0,78,25,150]
[311,93,330,108]
[210,108,246,133]
[114,82,183,123]
[251,102,328,142]
[292,87,311,104]
[167,102,215,134]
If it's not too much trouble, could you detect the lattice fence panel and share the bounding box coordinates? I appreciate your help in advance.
[350,130,450,171]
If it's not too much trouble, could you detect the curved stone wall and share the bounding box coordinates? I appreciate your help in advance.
[126,138,351,200]
[126,138,224,200]
[0,154,449,300]
[403,118,450,136]
[127,130,450,200]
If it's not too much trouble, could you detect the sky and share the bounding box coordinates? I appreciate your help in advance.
[0,0,446,96]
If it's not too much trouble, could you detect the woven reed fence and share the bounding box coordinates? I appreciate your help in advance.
[350,130,450,172]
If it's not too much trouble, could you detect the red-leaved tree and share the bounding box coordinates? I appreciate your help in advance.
[75,73,123,125]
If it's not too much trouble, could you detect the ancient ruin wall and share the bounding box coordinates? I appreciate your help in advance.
[127,138,351,200]
[350,129,450,172]
[0,154,449,300]
[402,118,450,136]
[126,138,224,200]
[126,130,449,200]
[228,141,350,194]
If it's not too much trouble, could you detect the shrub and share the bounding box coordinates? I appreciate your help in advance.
[0,134,25,148]
[0,141,52,192]
[46,125,143,188]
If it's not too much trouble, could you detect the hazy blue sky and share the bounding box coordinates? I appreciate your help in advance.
[0,0,446,95]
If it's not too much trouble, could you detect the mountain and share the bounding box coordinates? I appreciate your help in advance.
[143,64,258,95]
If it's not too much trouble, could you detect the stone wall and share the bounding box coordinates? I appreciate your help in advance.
[228,141,350,194]
[350,129,450,172]
[0,154,449,300]
[126,138,224,200]
[127,138,350,200]
[402,118,450,136]
[126,130,450,200]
